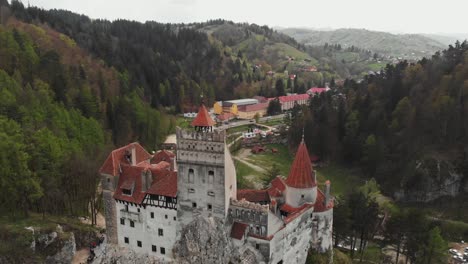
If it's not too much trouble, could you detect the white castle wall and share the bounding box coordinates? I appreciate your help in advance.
[285,186,317,207]
[311,209,334,252]
[116,201,177,262]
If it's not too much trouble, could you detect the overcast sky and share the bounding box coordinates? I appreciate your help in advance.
[26,0,468,35]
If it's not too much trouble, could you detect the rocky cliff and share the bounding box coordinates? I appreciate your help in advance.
[173,216,242,264]
[395,157,467,202]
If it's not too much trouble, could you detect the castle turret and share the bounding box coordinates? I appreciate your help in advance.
[284,139,317,207]
[176,103,237,228]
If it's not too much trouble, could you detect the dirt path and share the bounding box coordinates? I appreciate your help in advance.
[233,156,266,173]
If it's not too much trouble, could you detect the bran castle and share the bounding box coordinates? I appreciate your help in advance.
[99,104,334,263]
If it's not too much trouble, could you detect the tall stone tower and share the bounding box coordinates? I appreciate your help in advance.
[176,104,237,227]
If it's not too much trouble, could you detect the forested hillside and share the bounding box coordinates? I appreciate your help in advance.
[287,41,468,197]
[0,3,175,217]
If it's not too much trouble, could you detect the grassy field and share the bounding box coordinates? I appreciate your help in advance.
[247,143,293,177]
[234,160,257,189]
[259,118,284,127]
[176,116,191,129]
[234,143,366,198]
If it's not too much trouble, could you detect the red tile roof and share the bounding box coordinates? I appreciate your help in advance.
[237,189,270,203]
[230,222,248,240]
[151,150,174,164]
[99,142,151,176]
[146,171,178,197]
[237,102,268,112]
[217,112,235,121]
[191,104,215,127]
[283,203,314,224]
[272,94,310,103]
[267,177,286,197]
[307,87,329,94]
[113,165,147,204]
[314,189,334,212]
[285,141,317,188]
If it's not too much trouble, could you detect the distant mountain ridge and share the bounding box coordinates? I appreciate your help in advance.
[279,28,448,59]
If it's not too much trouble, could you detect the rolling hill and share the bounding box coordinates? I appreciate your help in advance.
[279,28,448,60]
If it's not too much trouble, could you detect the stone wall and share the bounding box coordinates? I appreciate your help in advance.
[103,190,118,244]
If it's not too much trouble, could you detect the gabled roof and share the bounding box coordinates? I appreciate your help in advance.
[146,171,177,197]
[267,176,286,197]
[307,87,329,94]
[191,104,216,127]
[151,150,175,164]
[285,141,317,188]
[99,142,151,176]
[113,165,146,204]
[237,189,270,203]
[273,94,310,103]
[230,222,248,240]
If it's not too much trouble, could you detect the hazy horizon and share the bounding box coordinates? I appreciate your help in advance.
[22,0,468,36]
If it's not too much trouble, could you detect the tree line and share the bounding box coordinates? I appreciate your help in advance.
[287,41,468,196]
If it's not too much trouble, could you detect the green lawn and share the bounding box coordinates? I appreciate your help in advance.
[259,119,284,127]
[234,160,256,189]
[247,143,293,177]
[176,116,191,129]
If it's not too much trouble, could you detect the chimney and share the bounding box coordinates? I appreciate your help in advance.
[325,180,331,206]
[141,170,151,192]
[131,146,136,165]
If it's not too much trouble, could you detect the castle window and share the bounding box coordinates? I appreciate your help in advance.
[165,215,168,219]
[158,228,164,236]
[207,191,215,196]
[256,243,260,250]
[152,245,157,252]
[130,221,135,227]
[107,178,110,183]
[192,202,197,208]
[188,169,194,183]
[173,216,177,221]
[208,171,214,184]
[123,189,132,195]
[124,237,129,244]
[120,218,125,225]
[137,240,142,247]
[151,212,154,219]
[160,247,166,255]
[208,204,212,210]
[188,188,195,193]
[125,205,128,211]
[137,208,140,212]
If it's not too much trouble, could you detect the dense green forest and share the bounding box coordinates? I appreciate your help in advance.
[0,2,175,217]
[287,41,468,196]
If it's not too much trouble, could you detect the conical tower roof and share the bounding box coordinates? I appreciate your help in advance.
[285,141,316,188]
[191,104,215,127]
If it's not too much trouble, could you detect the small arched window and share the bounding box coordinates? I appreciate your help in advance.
[208,170,214,184]
[188,169,194,183]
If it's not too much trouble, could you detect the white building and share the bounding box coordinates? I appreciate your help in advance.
[99,104,334,263]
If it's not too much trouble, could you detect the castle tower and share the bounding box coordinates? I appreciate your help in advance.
[176,104,237,227]
[284,139,317,207]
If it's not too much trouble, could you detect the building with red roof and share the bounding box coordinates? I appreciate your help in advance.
[269,93,310,111]
[307,87,330,96]
[99,104,333,263]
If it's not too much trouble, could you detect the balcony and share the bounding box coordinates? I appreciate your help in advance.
[120,209,141,222]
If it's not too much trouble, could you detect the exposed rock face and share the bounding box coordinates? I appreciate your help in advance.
[173,216,242,264]
[45,232,76,264]
[92,244,164,264]
[395,157,464,202]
